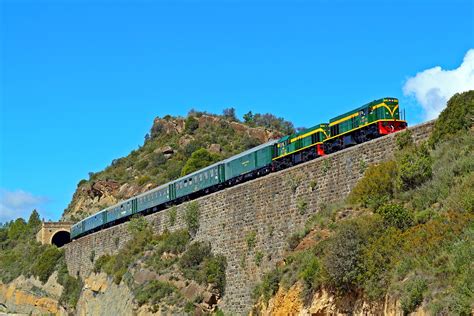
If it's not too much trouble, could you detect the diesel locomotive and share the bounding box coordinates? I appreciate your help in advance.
[71,97,406,240]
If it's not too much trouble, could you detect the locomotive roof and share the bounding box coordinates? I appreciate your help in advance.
[329,97,398,123]
[278,123,328,142]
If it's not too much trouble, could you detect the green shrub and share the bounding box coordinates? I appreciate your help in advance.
[297,198,308,215]
[245,231,257,250]
[184,202,200,235]
[359,227,402,299]
[179,241,211,269]
[297,252,322,292]
[445,173,474,213]
[185,116,199,134]
[253,268,282,303]
[127,215,152,239]
[397,144,432,191]
[136,159,149,171]
[395,129,414,150]
[429,90,474,147]
[348,161,398,209]
[134,280,180,311]
[57,259,82,309]
[400,277,427,314]
[202,255,227,293]
[376,204,413,230]
[137,175,151,186]
[154,229,190,255]
[181,148,220,176]
[168,207,177,226]
[31,246,63,283]
[255,251,264,266]
[93,254,113,273]
[77,179,88,187]
[323,215,382,291]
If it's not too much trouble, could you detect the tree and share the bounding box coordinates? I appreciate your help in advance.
[243,111,254,125]
[222,108,237,121]
[185,116,199,134]
[28,210,42,235]
[7,218,27,240]
[181,148,220,176]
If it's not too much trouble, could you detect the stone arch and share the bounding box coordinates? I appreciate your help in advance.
[50,230,71,247]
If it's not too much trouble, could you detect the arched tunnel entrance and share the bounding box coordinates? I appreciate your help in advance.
[51,230,71,247]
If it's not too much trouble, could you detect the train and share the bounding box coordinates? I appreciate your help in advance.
[71,97,406,240]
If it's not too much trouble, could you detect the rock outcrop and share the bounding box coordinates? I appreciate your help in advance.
[255,283,429,316]
[0,273,66,315]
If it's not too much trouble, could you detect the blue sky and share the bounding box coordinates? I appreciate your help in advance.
[1,0,473,223]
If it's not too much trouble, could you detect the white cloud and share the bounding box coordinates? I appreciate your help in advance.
[403,49,474,120]
[0,189,49,223]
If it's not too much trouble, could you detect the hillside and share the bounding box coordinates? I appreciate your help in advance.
[252,91,474,315]
[62,110,293,222]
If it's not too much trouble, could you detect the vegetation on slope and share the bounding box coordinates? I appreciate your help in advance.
[94,211,227,314]
[0,211,82,309]
[64,109,294,221]
[253,90,474,315]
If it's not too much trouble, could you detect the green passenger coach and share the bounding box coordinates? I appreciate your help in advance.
[224,140,278,183]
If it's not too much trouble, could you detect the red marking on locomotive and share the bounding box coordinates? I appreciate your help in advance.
[316,144,325,156]
[378,121,407,135]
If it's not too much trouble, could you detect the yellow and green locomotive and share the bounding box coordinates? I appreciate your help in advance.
[324,97,406,153]
[71,97,407,240]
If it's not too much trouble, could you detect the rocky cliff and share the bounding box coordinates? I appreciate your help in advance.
[0,273,66,315]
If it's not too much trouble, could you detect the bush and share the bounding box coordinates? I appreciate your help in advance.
[31,246,63,283]
[400,277,427,314]
[359,227,402,299]
[297,252,322,292]
[77,179,88,187]
[429,90,474,147]
[179,241,211,270]
[254,251,263,266]
[181,148,220,176]
[253,268,282,303]
[323,215,382,291]
[137,175,151,186]
[135,159,149,171]
[57,259,82,308]
[395,129,414,150]
[185,116,199,134]
[397,144,432,191]
[245,231,257,250]
[297,198,308,215]
[134,280,180,311]
[202,255,227,293]
[167,207,177,226]
[184,202,200,235]
[376,204,413,230]
[348,161,398,209]
[93,254,113,273]
[154,229,190,255]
